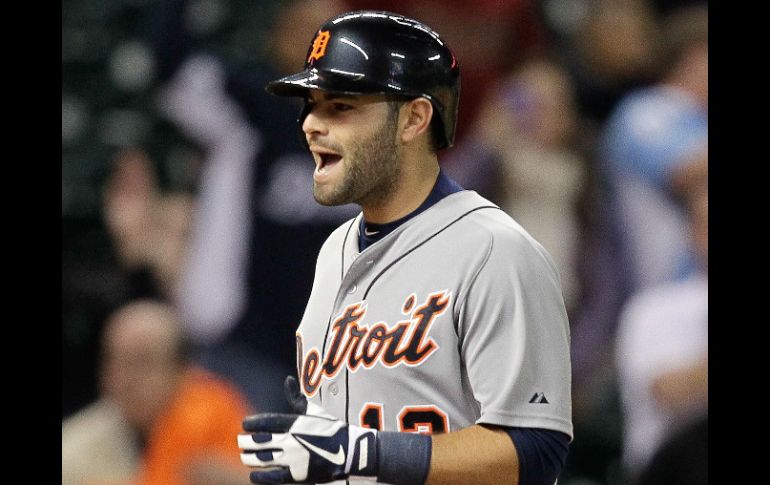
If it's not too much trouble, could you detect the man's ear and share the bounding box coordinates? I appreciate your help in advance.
[400,98,433,145]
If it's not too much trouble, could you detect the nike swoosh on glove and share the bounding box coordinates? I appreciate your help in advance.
[238,412,379,484]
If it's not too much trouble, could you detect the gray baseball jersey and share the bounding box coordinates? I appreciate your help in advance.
[296,190,573,483]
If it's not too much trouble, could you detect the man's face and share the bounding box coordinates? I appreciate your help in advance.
[302,91,402,207]
[100,307,182,432]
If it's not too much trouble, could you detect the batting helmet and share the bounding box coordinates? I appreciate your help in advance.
[266,10,461,149]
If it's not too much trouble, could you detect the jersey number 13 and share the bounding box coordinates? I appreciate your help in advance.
[360,403,449,434]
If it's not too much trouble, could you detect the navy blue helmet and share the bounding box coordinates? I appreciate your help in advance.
[266,11,461,149]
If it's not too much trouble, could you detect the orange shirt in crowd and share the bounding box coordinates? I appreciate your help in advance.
[133,367,252,485]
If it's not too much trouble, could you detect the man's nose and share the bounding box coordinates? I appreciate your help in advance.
[302,108,328,138]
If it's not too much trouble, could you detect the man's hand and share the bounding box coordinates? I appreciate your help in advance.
[238,412,378,484]
[283,375,337,419]
[239,376,379,484]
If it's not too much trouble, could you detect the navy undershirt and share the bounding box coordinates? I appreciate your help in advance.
[506,428,571,485]
[356,170,570,483]
[358,169,463,251]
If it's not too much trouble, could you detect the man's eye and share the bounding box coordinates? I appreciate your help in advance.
[334,103,354,111]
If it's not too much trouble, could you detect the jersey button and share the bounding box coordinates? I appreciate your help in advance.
[329,382,339,395]
[347,284,357,294]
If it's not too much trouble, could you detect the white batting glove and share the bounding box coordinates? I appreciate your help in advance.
[239,412,379,484]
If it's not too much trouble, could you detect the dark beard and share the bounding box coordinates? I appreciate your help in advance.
[313,108,401,207]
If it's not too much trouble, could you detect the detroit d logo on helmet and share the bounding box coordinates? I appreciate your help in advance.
[308,30,331,64]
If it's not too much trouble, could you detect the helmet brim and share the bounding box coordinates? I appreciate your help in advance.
[266,68,400,98]
[265,70,323,97]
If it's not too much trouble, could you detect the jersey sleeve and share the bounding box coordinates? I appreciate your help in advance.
[455,220,573,439]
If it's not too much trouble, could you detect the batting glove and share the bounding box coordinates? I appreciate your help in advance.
[238,411,378,483]
[239,376,431,485]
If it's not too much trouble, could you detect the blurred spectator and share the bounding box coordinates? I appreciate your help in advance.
[147,0,358,412]
[598,4,708,293]
[615,179,708,482]
[544,0,661,126]
[557,12,708,482]
[62,299,251,485]
[103,147,195,300]
[62,146,197,419]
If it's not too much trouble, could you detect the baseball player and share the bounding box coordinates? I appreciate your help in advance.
[238,10,573,485]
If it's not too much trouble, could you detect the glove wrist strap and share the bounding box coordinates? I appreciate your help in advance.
[376,431,432,485]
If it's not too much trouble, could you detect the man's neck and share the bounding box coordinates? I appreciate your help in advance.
[361,156,440,224]
[357,169,464,252]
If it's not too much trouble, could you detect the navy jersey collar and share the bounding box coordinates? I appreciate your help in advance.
[358,170,464,251]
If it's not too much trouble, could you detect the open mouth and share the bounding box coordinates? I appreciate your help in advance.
[318,153,342,173]
[310,146,343,176]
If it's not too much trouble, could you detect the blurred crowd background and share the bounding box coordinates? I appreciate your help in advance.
[62,0,708,484]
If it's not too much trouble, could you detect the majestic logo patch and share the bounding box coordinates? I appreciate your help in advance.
[307,30,331,64]
[299,291,450,397]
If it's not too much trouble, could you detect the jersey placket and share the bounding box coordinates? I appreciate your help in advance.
[319,232,391,422]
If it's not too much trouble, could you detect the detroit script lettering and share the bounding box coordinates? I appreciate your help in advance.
[298,291,451,396]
